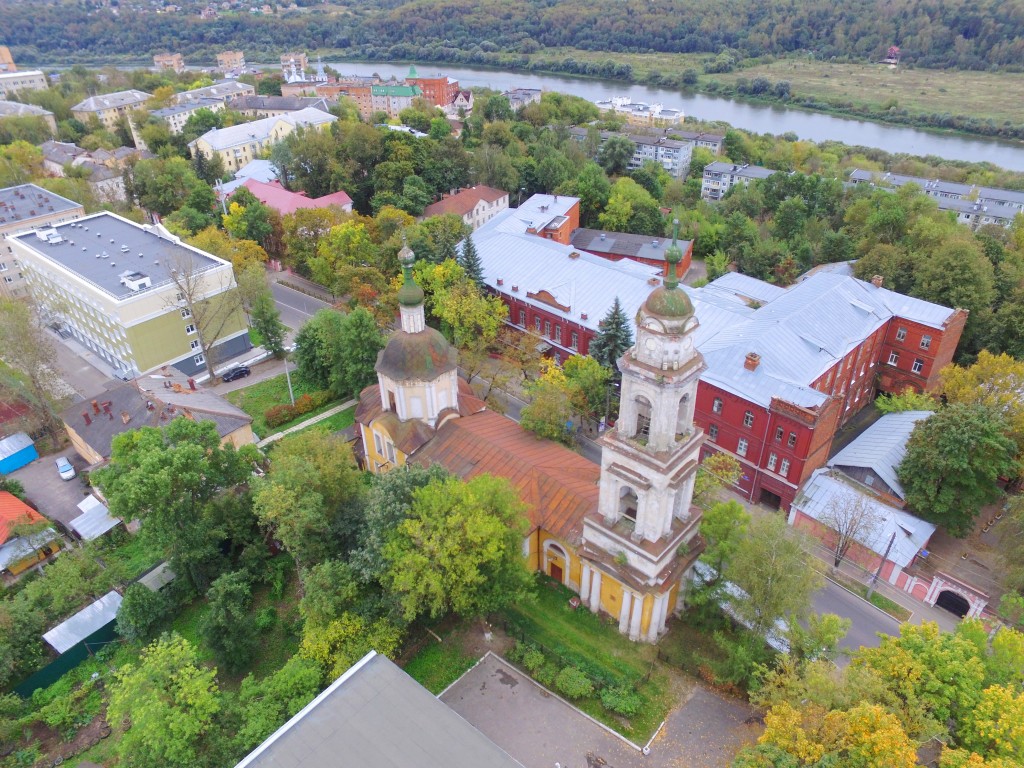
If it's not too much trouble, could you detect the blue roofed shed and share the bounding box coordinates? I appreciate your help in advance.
[0,433,36,474]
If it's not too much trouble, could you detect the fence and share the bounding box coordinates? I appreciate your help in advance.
[13,619,119,698]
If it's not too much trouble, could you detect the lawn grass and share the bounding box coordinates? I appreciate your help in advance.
[249,327,265,348]
[288,406,355,437]
[403,640,476,694]
[225,371,338,437]
[502,577,672,742]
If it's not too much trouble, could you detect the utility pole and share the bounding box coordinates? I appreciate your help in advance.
[866,530,896,599]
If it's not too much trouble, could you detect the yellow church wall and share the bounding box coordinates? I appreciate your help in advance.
[536,530,583,589]
[640,592,654,635]
[361,422,408,474]
[599,575,624,620]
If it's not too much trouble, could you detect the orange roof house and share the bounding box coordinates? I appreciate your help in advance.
[0,491,59,576]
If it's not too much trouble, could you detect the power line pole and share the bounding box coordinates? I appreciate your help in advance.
[866,530,896,600]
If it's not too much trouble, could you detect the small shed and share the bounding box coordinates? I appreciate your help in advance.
[0,433,37,474]
[69,495,122,541]
[42,591,122,655]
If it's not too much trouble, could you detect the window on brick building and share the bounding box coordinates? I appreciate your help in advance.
[708,424,718,442]
[775,426,784,442]
[743,410,754,428]
[534,317,541,333]
[570,331,578,350]
[554,326,562,344]
[736,438,748,456]
[912,359,924,374]
[767,453,777,471]
[519,310,526,326]
[920,335,932,350]
[780,459,790,477]
[788,432,797,448]
[896,327,907,341]
[712,397,723,414]
[888,351,899,366]
[544,320,551,337]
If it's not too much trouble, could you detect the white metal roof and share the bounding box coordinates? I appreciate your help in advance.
[793,469,936,568]
[0,528,57,571]
[43,590,122,654]
[194,107,335,151]
[72,90,151,113]
[0,432,33,461]
[69,495,121,541]
[828,410,933,499]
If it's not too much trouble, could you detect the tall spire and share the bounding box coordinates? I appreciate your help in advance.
[664,218,683,290]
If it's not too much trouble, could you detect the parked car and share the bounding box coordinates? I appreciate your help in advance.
[55,456,76,481]
[221,365,252,383]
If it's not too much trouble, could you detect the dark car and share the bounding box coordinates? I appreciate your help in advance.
[221,365,252,383]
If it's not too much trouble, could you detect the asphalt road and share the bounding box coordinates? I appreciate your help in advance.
[270,281,331,341]
[813,577,901,654]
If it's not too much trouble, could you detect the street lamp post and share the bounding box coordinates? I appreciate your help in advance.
[284,344,296,406]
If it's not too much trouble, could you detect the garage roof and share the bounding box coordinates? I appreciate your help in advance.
[69,495,121,541]
[43,591,122,654]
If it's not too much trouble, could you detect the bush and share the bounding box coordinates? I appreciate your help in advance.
[255,607,278,632]
[293,393,315,416]
[264,404,297,428]
[555,666,594,700]
[521,646,546,673]
[600,685,642,716]
[116,583,170,643]
[535,662,558,688]
[309,390,332,409]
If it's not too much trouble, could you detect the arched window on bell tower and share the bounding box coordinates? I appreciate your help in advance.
[619,486,639,523]
[632,395,652,441]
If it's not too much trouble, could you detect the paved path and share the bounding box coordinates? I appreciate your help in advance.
[256,399,357,447]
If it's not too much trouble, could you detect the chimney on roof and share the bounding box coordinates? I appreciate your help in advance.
[82,411,91,426]
[102,401,112,415]
[744,352,761,371]
[871,275,884,288]
[91,399,100,415]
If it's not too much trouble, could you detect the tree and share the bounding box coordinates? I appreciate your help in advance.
[959,685,1024,760]
[520,366,576,446]
[200,570,255,674]
[127,156,206,217]
[222,188,273,246]
[725,515,822,636]
[0,299,62,440]
[561,355,612,420]
[818,485,884,568]
[785,612,851,664]
[163,249,247,373]
[940,351,1024,461]
[598,135,635,176]
[310,220,380,290]
[911,237,995,351]
[250,290,287,358]
[333,307,385,399]
[93,419,258,592]
[382,474,532,621]
[559,161,611,227]
[693,452,742,508]
[0,475,25,500]
[699,499,750,575]
[588,297,634,374]
[234,656,322,754]
[188,227,269,276]
[875,387,938,415]
[293,309,346,390]
[599,177,663,235]
[253,484,332,569]
[116,582,170,643]
[897,403,1017,537]
[299,559,360,628]
[299,612,403,680]
[107,633,222,768]
[459,232,485,288]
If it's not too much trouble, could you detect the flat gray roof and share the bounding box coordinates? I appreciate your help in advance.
[43,591,122,654]
[235,651,524,768]
[14,213,225,300]
[0,184,82,228]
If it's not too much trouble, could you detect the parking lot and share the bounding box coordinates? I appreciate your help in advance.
[9,450,93,530]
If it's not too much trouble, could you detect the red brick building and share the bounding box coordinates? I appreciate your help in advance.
[472,200,967,510]
[406,75,460,109]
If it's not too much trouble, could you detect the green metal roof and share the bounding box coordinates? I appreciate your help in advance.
[371,85,423,97]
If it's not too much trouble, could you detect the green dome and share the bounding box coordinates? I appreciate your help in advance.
[376,328,458,382]
[396,242,424,307]
[644,285,695,319]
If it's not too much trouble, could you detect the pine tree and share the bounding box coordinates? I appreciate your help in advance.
[459,233,485,289]
[251,291,287,358]
[589,297,633,374]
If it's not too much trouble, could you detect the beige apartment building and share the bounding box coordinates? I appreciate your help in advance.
[0,70,47,99]
[10,212,250,376]
[189,107,336,172]
[280,52,308,73]
[0,184,85,299]
[153,53,185,73]
[71,90,151,130]
[216,51,246,71]
[0,46,16,73]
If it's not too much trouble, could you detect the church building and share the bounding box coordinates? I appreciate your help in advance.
[355,233,706,642]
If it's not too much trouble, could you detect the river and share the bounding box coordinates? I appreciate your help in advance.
[327,61,1024,172]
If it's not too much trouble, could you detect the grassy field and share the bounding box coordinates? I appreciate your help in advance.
[225,372,339,437]
[528,48,1024,127]
[287,406,355,437]
[403,640,476,695]
[502,577,673,741]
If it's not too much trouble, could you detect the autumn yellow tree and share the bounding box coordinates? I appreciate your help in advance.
[187,227,268,276]
[940,350,1024,460]
[958,685,1024,760]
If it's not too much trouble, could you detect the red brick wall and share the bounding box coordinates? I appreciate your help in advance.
[877,309,967,394]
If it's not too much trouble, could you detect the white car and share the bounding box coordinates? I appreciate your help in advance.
[55,456,76,481]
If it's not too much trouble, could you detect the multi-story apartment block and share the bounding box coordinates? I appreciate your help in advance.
[570,127,709,179]
[280,52,308,73]
[0,101,56,133]
[471,196,965,511]
[370,85,422,119]
[153,53,185,74]
[848,169,1024,228]
[503,88,542,111]
[216,50,246,72]
[10,212,250,377]
[421,186,509,230]
[71,90,151,130]
[174,80,254,106]
[150,98,224,134]
[594,97,684,127]
[406,71,459,108]
[701,161,777,201]
[229,95,330,119]
[189,107,336,172]
[0,46,16,74]
[670,130,725,155]
[0,71,47,99]
[0,185,85,299]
